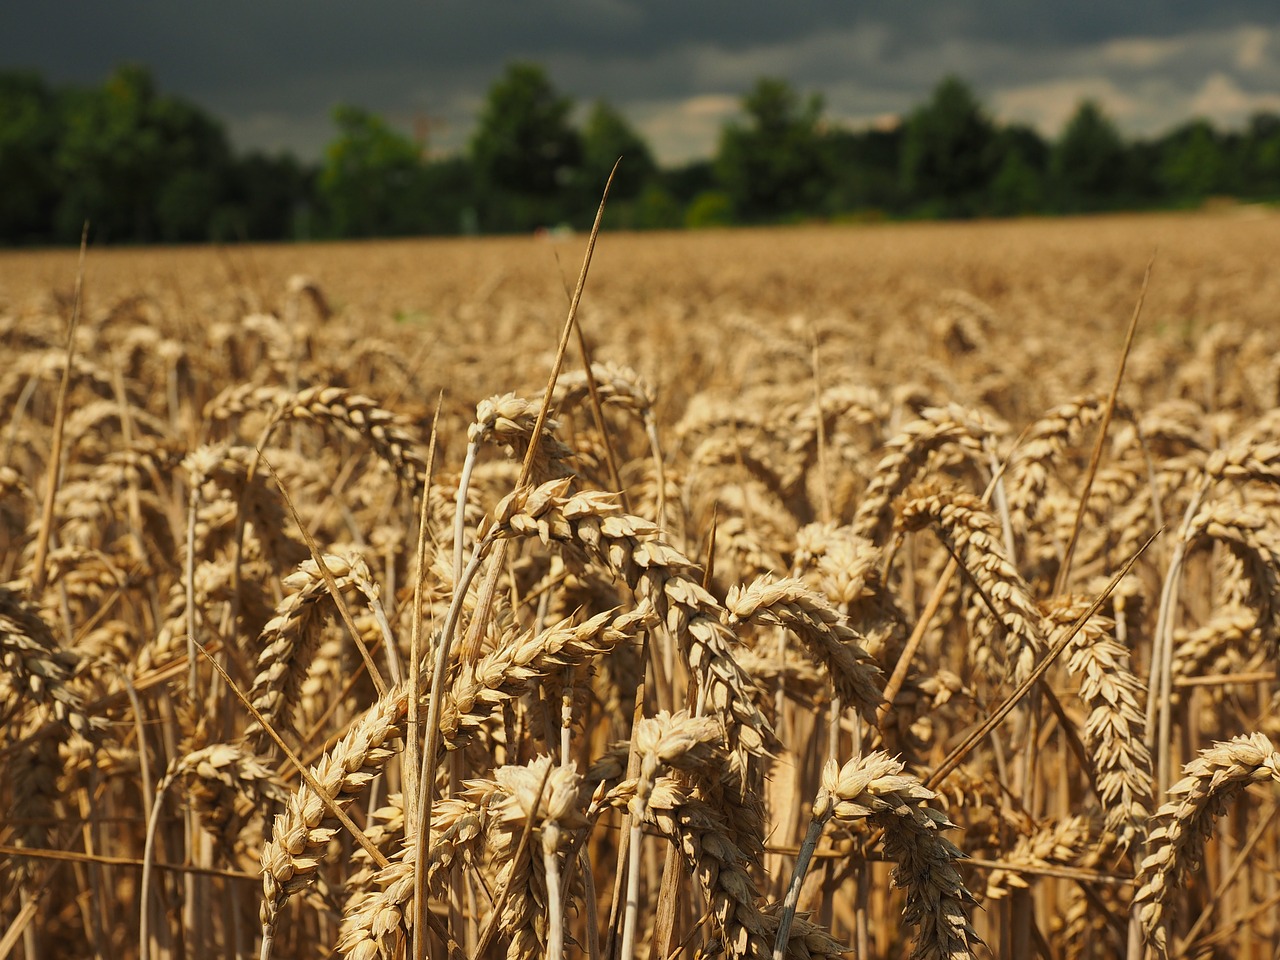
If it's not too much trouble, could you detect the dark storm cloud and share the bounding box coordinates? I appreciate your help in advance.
[4,2,1278,161]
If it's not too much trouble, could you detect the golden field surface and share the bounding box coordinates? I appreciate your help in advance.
[2,211,1280,960]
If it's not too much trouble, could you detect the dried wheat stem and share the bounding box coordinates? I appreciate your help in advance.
[773,815,829,960]
[1145,475,1210,793]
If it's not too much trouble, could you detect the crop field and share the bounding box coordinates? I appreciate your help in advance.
[3,209,1280,960]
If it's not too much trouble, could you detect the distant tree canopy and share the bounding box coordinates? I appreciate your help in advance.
[320,105,427,237]
[1052,100,1126,210]
[716,77,829,220]
[579,99,656,200]
[0,64,309,244]
[469,62,582,231]
[2,61,1279,245]
[900,76,999,216]
[0,71,61,243]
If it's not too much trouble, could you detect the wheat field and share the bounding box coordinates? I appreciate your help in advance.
[2,210,1280,960]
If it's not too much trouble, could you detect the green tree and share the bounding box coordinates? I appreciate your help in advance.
[221,151,316,241]
[417,156,478,235]
[989,125,1048,216]
[1159,119,1228,202]
[715,77,829,220]
[0,71,61,243]
[1242,112,1280,196]
[470,62,581,229]
[823,126,904,215]
[900,76,998,216]
[1052,100,1126,211]
[54,64,232,242]
[685,191,734,228]
[319,104,428,237]
[579,99,656,200]
[632,184,683,229]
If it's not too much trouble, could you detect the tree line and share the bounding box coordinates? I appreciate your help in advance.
[4,62,1280,245]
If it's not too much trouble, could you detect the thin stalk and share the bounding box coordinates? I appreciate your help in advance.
[1145,477,1208,793]
[571,308,628,511]
[139,777,175,960]
[603,635,650,960]
[645,418,668,533]
[544,823,566,960]
[31,224,88,596]
[411,538,495,958]
[773,812,831,960]
[618,819,645,960]
[452,440,479,584]
[1055,255,1151,595]
[561,665,573,767]
[406,396,441,818]
[810,331,831,524]
[578,847,603,960]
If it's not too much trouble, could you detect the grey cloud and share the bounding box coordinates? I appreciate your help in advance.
[3,2,1277,162]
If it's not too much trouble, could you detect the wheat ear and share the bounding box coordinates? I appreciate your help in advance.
[259,684,408,954]
[724,574,883,722]
[1132,733,1280,956]
[484,478,773,757]
[778,753,980,960]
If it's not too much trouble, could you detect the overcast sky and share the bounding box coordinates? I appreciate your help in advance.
[5,2,1279,164]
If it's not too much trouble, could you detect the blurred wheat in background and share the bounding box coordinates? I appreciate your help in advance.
[2,212,1280,959]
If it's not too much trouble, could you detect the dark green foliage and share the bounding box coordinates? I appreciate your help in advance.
[715,78,830,220]
[580,99,657,200]
[989,125,1049,215]
[900,76,999,216]
[576,100,660,228]
[219,152,315,242]
[54,64,234,243]
[824,127,904,214]
[319,105,429,237]
[1158,120,1230,201]
[469,62,581,231]
[0,72,61,243]
[1241,113,1280,196]
[1051,101,1126,211]
[3,60,1279,246]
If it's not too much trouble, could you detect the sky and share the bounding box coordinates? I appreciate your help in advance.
[4,2,1280,165]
